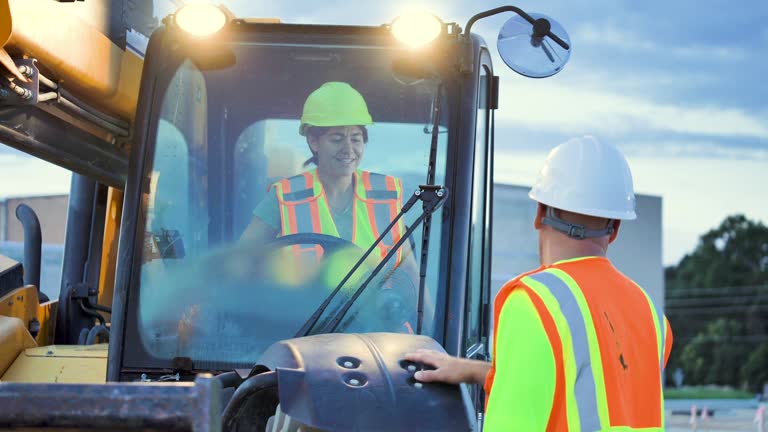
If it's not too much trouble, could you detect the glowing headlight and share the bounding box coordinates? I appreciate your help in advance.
[174,3,228,37]
[391,12,443,48]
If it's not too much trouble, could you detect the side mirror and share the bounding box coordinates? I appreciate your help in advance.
[497,13,571,78]
[143,229,186,262]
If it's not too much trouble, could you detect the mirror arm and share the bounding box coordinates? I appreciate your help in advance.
[464,6,535,37]
[460,5,570,73]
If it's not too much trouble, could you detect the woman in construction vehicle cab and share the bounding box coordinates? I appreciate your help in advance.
[240,81,420,333]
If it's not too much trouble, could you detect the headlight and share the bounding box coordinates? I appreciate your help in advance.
[174,3,228,37]
[391,12,443,48]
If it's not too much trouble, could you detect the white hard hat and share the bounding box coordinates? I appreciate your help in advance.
[528,136,637,220]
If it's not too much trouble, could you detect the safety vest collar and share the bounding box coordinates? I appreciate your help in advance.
[551,255,607,266]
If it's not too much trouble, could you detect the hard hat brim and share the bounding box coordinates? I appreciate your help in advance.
[529,192,637,220]
[299,121,374,136]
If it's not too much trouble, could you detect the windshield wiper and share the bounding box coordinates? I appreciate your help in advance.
[295,184,447,337]
[415,81,443,333]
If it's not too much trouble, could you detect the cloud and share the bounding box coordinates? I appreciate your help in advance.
[222,0,454,25]
[0,145,20,156]
[615,139,768,160]
[0,154,25,165]
[493,149,768,265]
[576,24,656,52]
[496,80,768,139]
[574,23,748,61]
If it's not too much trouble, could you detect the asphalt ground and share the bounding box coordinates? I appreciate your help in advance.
[666,399,764,432]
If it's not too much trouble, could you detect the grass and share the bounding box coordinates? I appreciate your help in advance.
[664,386,755,399]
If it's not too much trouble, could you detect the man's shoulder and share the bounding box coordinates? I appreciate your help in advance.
[514,266,549,284]
[496,266,547,298]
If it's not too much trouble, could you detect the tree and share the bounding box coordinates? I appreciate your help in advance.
[741,343,768,394]
[665,214,768,388]
[679,319,752,387]
[667,215,768,289]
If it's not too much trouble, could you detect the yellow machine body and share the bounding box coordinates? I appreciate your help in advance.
[1,344,107,383]
[1,0,141,120]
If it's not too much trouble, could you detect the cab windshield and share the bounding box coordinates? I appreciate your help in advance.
[132,31,449,370]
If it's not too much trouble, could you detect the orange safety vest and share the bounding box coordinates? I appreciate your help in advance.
[272,168,404,265]
[484,257,672,431]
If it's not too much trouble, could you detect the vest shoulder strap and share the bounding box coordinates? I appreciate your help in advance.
[357,171,401,201]
[275,171,321,203]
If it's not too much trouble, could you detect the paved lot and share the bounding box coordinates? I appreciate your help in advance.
[667,408,763,431]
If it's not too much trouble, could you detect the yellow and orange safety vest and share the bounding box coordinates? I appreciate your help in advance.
[271,168,405,265]
[484,256,673,431]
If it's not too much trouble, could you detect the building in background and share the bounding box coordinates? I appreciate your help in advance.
[1,187,663,312]
[1,195,68,243]
[0,195,68,299]
[491,184,664,311]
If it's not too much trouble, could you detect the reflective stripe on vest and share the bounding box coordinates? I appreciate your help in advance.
[525,270,609,431]
[274,169,403,264]
[518,268,666,431]
[634,281,667,425]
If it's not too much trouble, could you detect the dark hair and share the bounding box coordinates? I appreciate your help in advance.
[303,126,369,167]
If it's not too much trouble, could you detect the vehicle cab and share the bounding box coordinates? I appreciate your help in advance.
[0,4,570,430]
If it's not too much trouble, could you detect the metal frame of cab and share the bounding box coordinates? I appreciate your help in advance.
[107,22,498,395]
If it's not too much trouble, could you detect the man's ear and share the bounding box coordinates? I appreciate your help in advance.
[534,203,546,230]
[608,220,622,244]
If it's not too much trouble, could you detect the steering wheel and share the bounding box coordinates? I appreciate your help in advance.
[264,232,355,255]
[263,233,419,333]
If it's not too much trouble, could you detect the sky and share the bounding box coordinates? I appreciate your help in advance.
[2,0,766,266]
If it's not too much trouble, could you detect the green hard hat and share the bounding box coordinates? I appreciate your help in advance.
[299,82,373,136]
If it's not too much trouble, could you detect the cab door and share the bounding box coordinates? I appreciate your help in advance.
[463,49,496,423]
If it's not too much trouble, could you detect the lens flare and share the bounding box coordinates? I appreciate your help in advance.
[175,3,227,37]
[391,12,443,48]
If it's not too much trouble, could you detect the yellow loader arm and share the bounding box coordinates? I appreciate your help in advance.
[1,0,142,120]
[0,0,144,187]
[0,0,10,47]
